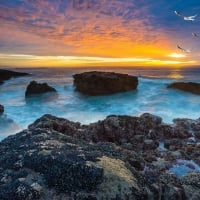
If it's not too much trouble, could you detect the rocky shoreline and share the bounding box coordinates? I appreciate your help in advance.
[0,113,200,199]
[0,69,29,85]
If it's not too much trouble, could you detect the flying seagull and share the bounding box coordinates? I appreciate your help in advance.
[177,45,191,53]
[192,32,200,38]
[174,11,197,21]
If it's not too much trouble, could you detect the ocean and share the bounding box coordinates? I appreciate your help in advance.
[0,66,200,140]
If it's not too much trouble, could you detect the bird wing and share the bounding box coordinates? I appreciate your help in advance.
[185,14,197,21]
[174,11,184,17]
[177,45,184,50]
[177,45,190,53]
[192,33,199,37]
[189,14,197,18]
[184,17,195,21]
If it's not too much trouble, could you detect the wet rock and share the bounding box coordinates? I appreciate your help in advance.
[73,71,138,95]
[181,173,200,200]
[164,139,183,150]
[0,180,41,200]
[0,104,4,114]
[0,69,29,85]
[1,113,200,199]
[167,82,200,95]
[25,81,56,97]
[29,114,80,130]
[143,139,159,150]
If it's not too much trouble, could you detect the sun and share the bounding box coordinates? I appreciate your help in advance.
[168,53,186,58]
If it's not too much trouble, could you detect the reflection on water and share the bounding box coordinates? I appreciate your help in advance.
[167,69,184,79]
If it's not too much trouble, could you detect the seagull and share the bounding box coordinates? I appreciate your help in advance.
[192,32,200,38]
[177,45,191,53]
[174,11,197,21]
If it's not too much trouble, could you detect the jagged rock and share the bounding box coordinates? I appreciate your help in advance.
[0,104,4,114]
[25,81,56,97]
[167,82,200,95]
[73,71,138,95]
[1,113,200,199]
[0,69,29,85]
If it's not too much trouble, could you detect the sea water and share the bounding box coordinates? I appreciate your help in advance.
[0,66,200,140]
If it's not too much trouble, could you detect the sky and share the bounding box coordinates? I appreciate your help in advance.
[0,0,200,67]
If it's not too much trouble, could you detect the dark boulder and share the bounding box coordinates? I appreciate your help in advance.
[167,82,200,95]
[0,69,29,85]
[25,81,56,97]
[0,104,4,114]
[73,71,138,95]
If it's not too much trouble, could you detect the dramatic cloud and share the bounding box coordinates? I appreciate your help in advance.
[0,0,199,67]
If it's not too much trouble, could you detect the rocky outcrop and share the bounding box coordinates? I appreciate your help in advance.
[167,82,200,95]
[25,81,56,97]
[73,71,138,95]
[0,69,29,85]
[0,113,200,199]
[0,104,4,114]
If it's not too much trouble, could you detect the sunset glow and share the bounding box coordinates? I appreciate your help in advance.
[0,0,199,67]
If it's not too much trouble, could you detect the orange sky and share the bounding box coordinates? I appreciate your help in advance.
[0,0,199,67]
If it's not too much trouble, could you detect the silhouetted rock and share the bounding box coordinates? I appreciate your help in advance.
[167,82,200,95]
[73,71,138,95]
[0,104,4,114]
[25,81,56,97]
[0,69,29,85]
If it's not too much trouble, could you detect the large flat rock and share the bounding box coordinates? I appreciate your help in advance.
[167,82,200,95]
[73,71,138,95]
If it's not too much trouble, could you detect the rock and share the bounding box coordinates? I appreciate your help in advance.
[73,71,138,95]
[1,113,200,199]
[0,69,29,85]
[181,173,200,200]
[167,82,200,95]
[25,81,56,97]
[143,139,159,150]
[0,104,4,114]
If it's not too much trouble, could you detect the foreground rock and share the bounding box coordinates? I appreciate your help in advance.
[0,104,4,114]
[167,82,200,95]
[0,113,200,199]
[25,81,57,97]
[0,69,29,85]
[73,71,138,95]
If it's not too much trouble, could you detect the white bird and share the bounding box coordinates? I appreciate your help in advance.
[177,45,191,53]
[192,32,200,38]
[174,11,197,21]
